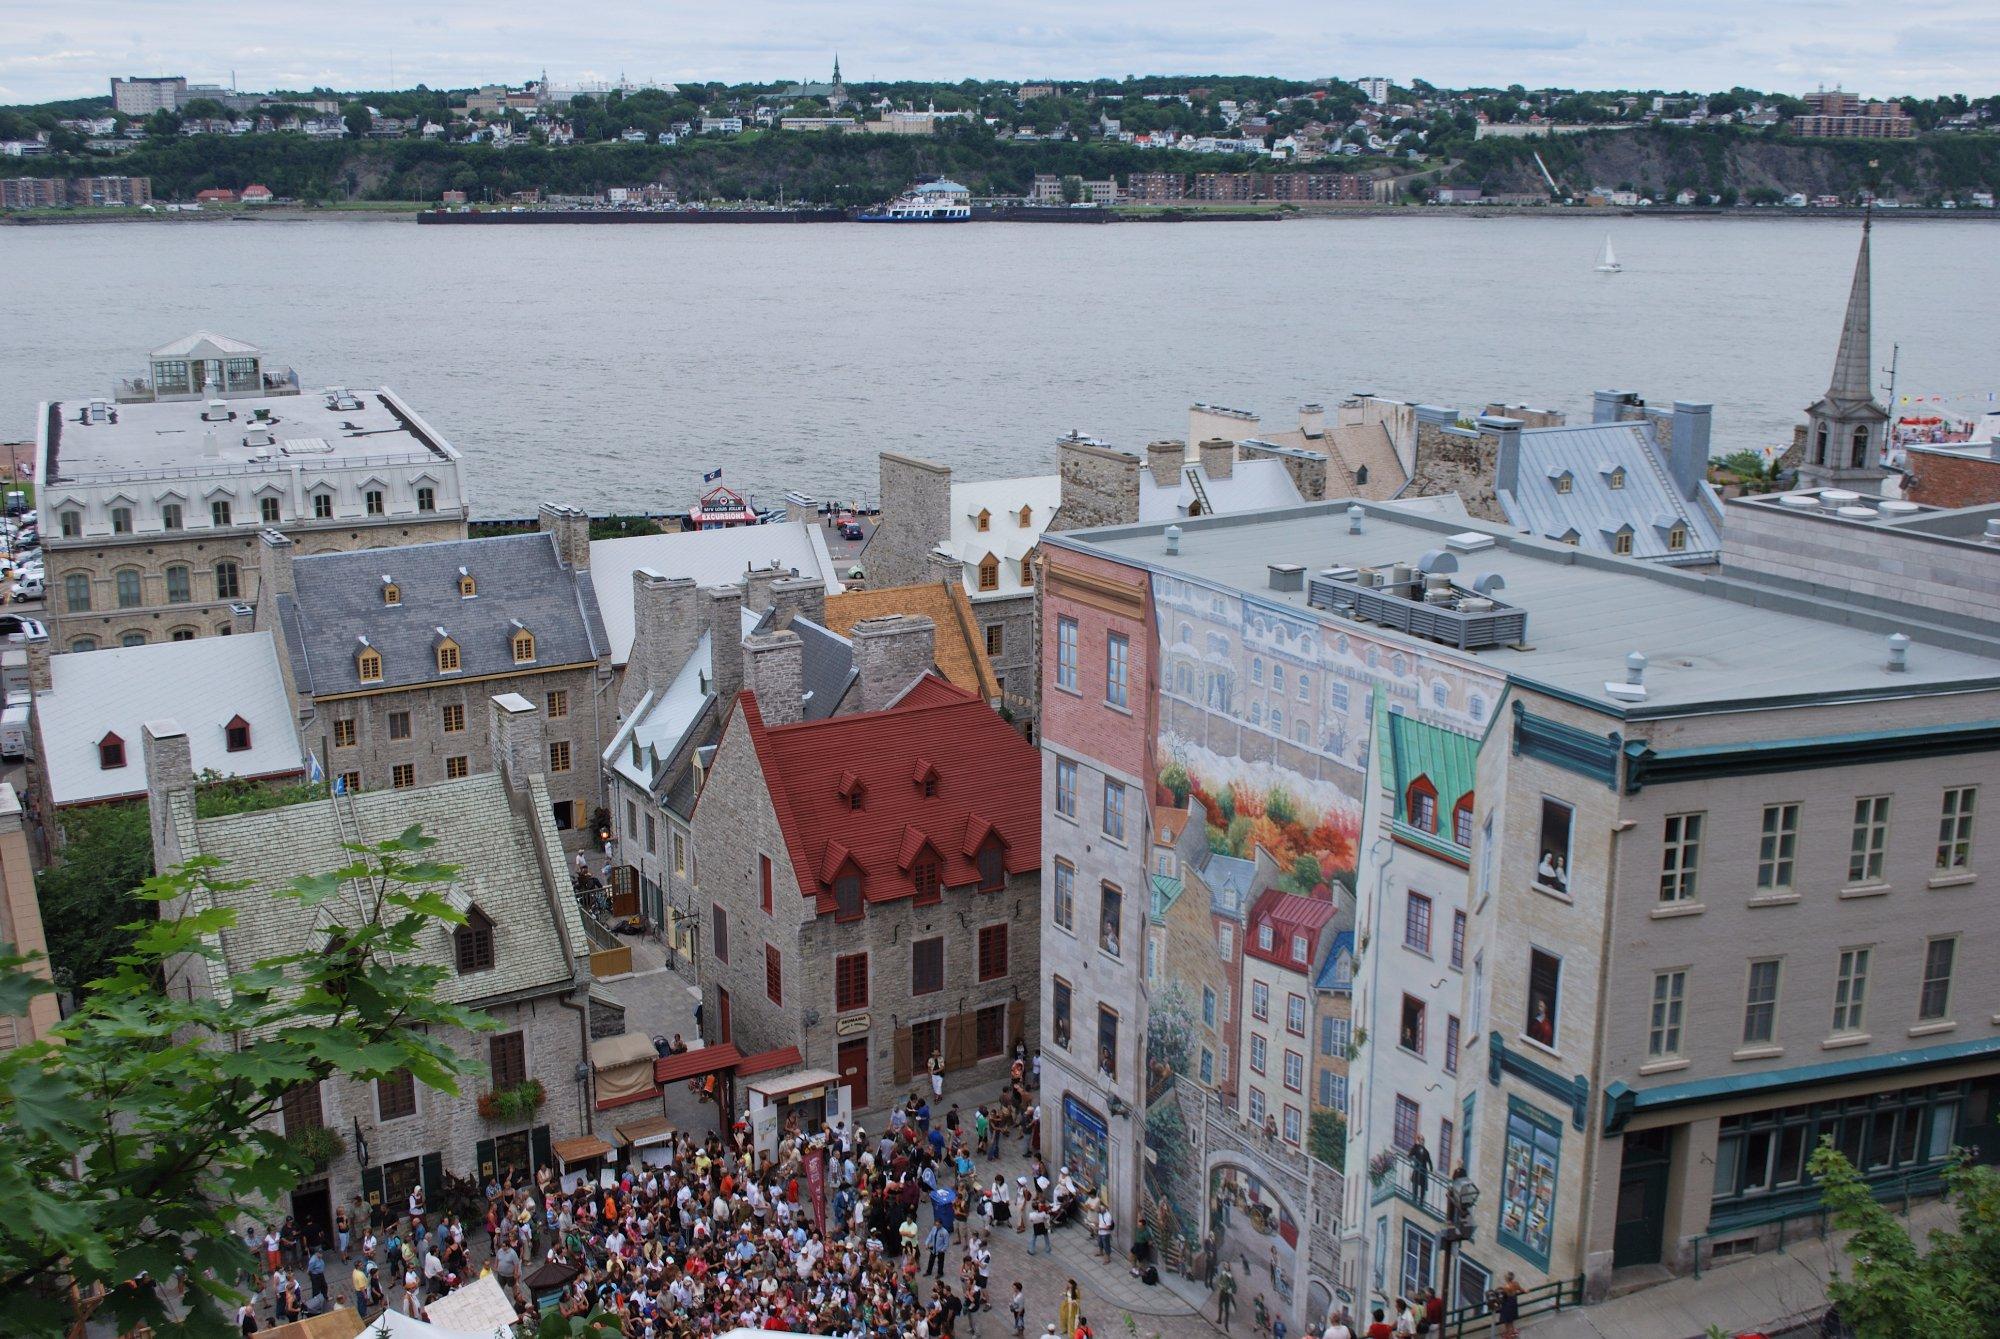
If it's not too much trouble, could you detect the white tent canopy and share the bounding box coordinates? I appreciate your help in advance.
[417,1276,518,1335]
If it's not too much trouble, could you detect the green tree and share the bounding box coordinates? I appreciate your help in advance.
[33,801,152,993]
[1809,1140,2000,1338]
[1146,982,1197,1077]
[0,825,489,1337]
[1309,1109,1347,1167]
[341,101,372,139]
[1059,174,1083,203]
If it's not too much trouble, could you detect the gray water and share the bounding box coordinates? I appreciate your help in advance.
[5,215,1994,515]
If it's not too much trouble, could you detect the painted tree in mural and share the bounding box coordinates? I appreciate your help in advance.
[1148,981,1198,1080]
[1186,775,1363,889]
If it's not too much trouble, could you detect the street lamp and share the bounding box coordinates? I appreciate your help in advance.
[1440,1173,1480,1320]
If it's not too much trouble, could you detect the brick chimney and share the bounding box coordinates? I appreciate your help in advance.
[1197,438,1235,481]
[743,628,805,727]
[769,575,826,629]
[143,719,194,874]
[257,528,295,598]
[1147,440,1186,489]
[538,503,591,572]
[704,585,745,706]
[851,614,936,713]
[619,569,701,716]
[487,692,545,793]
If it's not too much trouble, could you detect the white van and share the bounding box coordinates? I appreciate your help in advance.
[0,698,29,761]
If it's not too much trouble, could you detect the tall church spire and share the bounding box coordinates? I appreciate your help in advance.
[1795,216,1889,490]
[1826,212,1873,406]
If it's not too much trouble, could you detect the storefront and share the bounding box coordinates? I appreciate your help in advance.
[614,1114,678,1168]
[1061,1093,1111,1196]
[747,1067,852,1158]
[553,1134,615,1193]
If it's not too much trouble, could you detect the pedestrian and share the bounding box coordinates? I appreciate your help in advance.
[1027,1199,1051,1255]
[925,1220,951,1277]
[1057,1280,1081,1339]
[306,1246,326,1300]
[1074,1314,1093,1339]
[1494,1272,1524,1339]
[1408,1134,1432,1205]
[1325,1309,1354,1339]
[1365,1309,1393,1339]
[1423,1287,1443,1333]
[1094,1202,1114,1258]
[1217,1262,1237,1329]
[334,1201,352,1260]
[1010,1281,1027,1336]
[929,1049,946,1099]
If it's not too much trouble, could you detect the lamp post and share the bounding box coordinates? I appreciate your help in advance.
[1439,1172,1480,1322]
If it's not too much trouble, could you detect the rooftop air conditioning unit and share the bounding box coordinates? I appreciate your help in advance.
[244,428,275,449]
[202,399,229,422]
[1445,531,1496,553]
[1779,494,1819,510]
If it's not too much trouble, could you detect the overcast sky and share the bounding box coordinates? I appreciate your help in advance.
[3,0,1992,105]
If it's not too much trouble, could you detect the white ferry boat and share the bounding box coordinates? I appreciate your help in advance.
[857,179,973,222]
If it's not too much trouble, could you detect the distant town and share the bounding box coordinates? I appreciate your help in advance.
[3,66,1998,214]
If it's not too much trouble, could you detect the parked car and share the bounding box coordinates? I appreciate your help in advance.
[11,575,43,600]
[0,615,45,641]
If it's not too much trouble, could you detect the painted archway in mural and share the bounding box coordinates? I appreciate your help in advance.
[1203,1154,1307,1317]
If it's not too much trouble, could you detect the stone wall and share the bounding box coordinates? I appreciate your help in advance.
[969,592,1037,724]
[1406,410,1502,521]
[1050,435,1141,533]
[1238,441,1330,501]
[868,453,953,586]
[1904,448,2000,509]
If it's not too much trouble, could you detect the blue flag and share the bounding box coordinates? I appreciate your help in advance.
[308,751,324,784]
[703,468,723,483]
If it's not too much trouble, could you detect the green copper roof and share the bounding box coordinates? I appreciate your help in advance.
[1149,872,1184,922]
[1381,702,1480,853]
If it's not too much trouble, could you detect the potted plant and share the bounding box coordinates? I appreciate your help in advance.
[287,1124,348,1174]
[482,1078,547,1124]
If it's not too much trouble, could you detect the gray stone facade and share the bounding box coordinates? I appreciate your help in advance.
[867,453,954,588]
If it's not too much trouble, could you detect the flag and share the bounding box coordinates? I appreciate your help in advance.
[703,468,723,483]
[332,772,347,796]
[308,751,325,784]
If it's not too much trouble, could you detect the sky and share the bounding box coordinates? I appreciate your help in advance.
[2,0,1994,105]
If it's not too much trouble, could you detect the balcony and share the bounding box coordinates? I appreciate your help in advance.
[1368,1149,1451,1220]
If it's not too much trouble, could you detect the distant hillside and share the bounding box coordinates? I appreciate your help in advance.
[1447,125,2000,202]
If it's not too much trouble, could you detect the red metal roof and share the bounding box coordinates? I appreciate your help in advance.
[1244,886,1339,972]
[736,1044,804,1078]
[739,675,1041,914]
[654,1042,743,1084]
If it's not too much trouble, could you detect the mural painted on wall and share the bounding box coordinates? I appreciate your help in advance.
[1209,1165,1302,1311]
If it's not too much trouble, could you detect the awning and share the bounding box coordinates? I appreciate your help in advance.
[655,1042,742,1084]
[552,1135,613,1167]
[614,1114,676,1148]
[264,1313,365,1339]
[747,1066,839,1101]
[417,1277,517,1335]
[737,1044,804,1079]
[592,1032,662,1110]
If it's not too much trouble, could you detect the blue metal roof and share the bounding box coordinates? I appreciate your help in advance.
[1497,422,1721,564]
[1314,931,1355,991]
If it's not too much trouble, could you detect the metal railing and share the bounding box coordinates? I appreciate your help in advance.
[1691,1161,1948,1278]
[1367,1151,1452,1220]
[1443,1276,1583,1339]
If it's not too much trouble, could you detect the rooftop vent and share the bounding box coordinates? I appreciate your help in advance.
[1818,489,1862,512]
[1267,563,1306,593]
[1416,549,1460,575]
[1836,506,1880,521]
[1471,573,1507,598]
[1985,519,2000,546]
[1877,500,1922,517]
[202,399,229,422]
[1308,564,1527,651]
[1887,632,1910,673]
[229,603,254,619]
[324,387,364,412]
[1347,504,1365,535]
[1779,494,1820,510]
[1165,524,1182,556]
[1445,531,1496,553]
[243,427,275,449]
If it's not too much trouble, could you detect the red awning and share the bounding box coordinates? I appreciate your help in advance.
[736,1044,803,1079]
[654,1043,742,1085]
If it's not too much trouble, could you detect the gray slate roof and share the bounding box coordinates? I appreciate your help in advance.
[279,533,607,696]
[1497,422,1722,564]
[750,608,856,721]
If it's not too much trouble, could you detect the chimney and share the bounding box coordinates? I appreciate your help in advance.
[1592,389,1636,424]
[25,635,51,694]
[925,549,963,586]
[537,503,591,572]
[784,494,818,525]
[619,569,701,716]
[1668,402,1713,497]
[743,629,806,727]
[743,564,785,613]
[1298,403,1326,439]
[1197,438,1235,481]
[769,575,826,629]
[851,614,936,713]
[1147,440,1186,489]
[487,691,545,793]
[1479,416,1525,498]
[257,527,295,600]
[142,719,194,874]
[704,585,745,706]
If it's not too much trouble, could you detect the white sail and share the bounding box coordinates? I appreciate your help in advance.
[1596,234,1621,272]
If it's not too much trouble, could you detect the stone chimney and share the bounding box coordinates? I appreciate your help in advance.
[1592,390,1645,425]
[1147,440,1186,490]
[619,569,701,716]
[24,636,51,694]
[142,719,194,874]
[538,503,591,572]
[1298,403,1326,439]
[926,550,964,585]
[257,528,295,599]
[704,585,745,706]
[1197,438,1235,481]
[488,692,545,794]
[769,575,826,629]
[743,628,805,727]
[1668,401,1714,497]
[784,495,818,525]
[851,614,936,713]
[1052,432,1140,531]
[1479,416,1526,498]
[743,564,785,613]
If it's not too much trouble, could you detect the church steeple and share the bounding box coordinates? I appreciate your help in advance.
[1794,216,1890,490]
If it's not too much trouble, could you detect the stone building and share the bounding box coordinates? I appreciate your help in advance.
[689,672,1041,1119]
[36,334,468,652]
[147,694,595,1244]
[256,509,611,845]
[0,783,58,1050]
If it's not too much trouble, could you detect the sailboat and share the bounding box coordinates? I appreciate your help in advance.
[1595,234,1622,273]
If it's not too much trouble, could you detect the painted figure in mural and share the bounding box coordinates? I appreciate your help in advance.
[1527,999,1555,1047]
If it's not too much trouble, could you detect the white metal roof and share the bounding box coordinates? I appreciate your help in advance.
[1138,457,1304,523]
[587,521,844,664]
[940,474,1062,600]
[149,330,260,360]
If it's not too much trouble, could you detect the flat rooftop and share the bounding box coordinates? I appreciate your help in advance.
[44,387,456,483]
[1048,500,2000,717]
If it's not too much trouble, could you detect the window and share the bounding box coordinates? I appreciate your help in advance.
[1526,949,1561,1049]
[977,555,999,591]
[546,690,569,719]
[281,1081,324,1134]
[357,648,382,683]
[313,492,334,519]
[1393,1094,1420,1150]
[1249,1034,1267,1073]
[1283,1052,1303,1093]
[1668,527,1688,552]
[551,800,574,830]
[978,924,1009,981]
[365,489,385,516]
[912,937,944,994]
[489,1031,526,1089]
[445,756,469,779]
[112,568,141,609]
[1251,981,1269,1021]
[1402,1220,1437,1299]
[387,710,412,741]
[260,496,282,524]
[765,944,783,1005]
[1453,796,1475,848]
[1103,779,1126,842]
[64,573,91,612]
[1055,616,1078,692]
[1919,939,1956,1021]
[160,502,184,531]
[1612,531,1633,556]
[511,629,535,663]
[455,907,496,973]
[1758,804,1799,892]
[1554,473,1572,495]
[1203,986,1218,1028]
[1406,777,1437,832]
[976,1002,1007,1059]
[337,771,360,794]
[835,953,869,1012]
[210,499,233,528]
[169,627,196,642]
[381,582,401,606]
[376,1070,416,1122]
[549,741,571,773]
[1404,892,1432,953]
[59,509,81,538]
[1258,924,1274,953]
[1286,994,1306,1035]
[120,632,147,648]
[1320,1070,1346,1111]
[1321,1016,1351,1056]
[976,508,991,533]
[1850,797,1890,882]
[436,639,461,672]
[1031,760,1068,826]
[224,715,251,752]
[1097,1007,1118,1080]
[833,873,860,920]
[417,486,437,513]
[1106,633,1129,708]
[1248,1088,1266,1124]
[1536,798,1573,895]
[458,572,477,598]
[1203,1050,1216,1084]
[644,814,656,853]
[1052,978,1072,1049]
[1041,854,1074,931]
[214,560,240,600]
[441,703,465,733]
[1291,934,1309,963]
[1661,813,1703,902]
[1938,788,1977,870]
[673,832,687,877]
[1649,971,1686,1058]
[1445,1015,1461,1074]
[1832,948,1870,1034]
[1743,959,1781,1044]
[160,563,191,604]
[1400,994,1426,1055]
[759,854,774,914]
[1020,555,1034,586]
[976,841,1005,891]
[106,503,135,536]
[1099,883,1122,957]
[97,732,126,769]
[711,904,729,963]
[1450,910,1466,970]
[391,763,415,790]
[1608,467,1626,490]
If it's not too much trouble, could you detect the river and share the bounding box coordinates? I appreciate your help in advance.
[4,214,1993,515]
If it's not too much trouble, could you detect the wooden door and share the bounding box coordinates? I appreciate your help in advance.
[718,987,732,1045]
[839,1038,869,1114]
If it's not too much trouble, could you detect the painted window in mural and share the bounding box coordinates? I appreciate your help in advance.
[1063,1094,1110,1194]
[1497,1098,1562,1270]
[1526,948,1562,1050]
[1536,799,1573,895]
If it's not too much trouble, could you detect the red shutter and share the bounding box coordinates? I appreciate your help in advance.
[760,855,773,915]
[765,944,782,1006]
[978,924,1009,982]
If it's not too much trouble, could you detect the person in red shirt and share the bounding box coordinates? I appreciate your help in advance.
[1365,1308,1394,1339]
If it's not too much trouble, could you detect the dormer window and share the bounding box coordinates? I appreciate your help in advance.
[1406,775,1438,832]
[224,715,252,753]
[436,636,461,673]
[1553,472,1573,495]
[1452,793,1475,847]
[1291,933,1309,964]
[357,645,383,683]
[912,759,939,797]
[381,578,400,606]
[977,554,999,592]
[1608,467,1626,490]
[312,491,334,519]
[1018,505,1033,527]
[365,489,385,516]
[833,873,862,921]
[454,906,495,974]
[976,838,1005,891]
[511,628,535,663]
[976,508,992,533]
[1020,553,1035,586]
[1668,526,1688,552]
[458,569,476,599]
[98,732,126,770]
[911,853,942,902]
[1258,923,1274,951]
[838,772,865,809]
[1613,530,1633,555]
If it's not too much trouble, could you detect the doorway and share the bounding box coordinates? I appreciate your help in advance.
[839,1038,870,1113]
[1613,1127,1672,1267]
[291,1181,332,1255]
